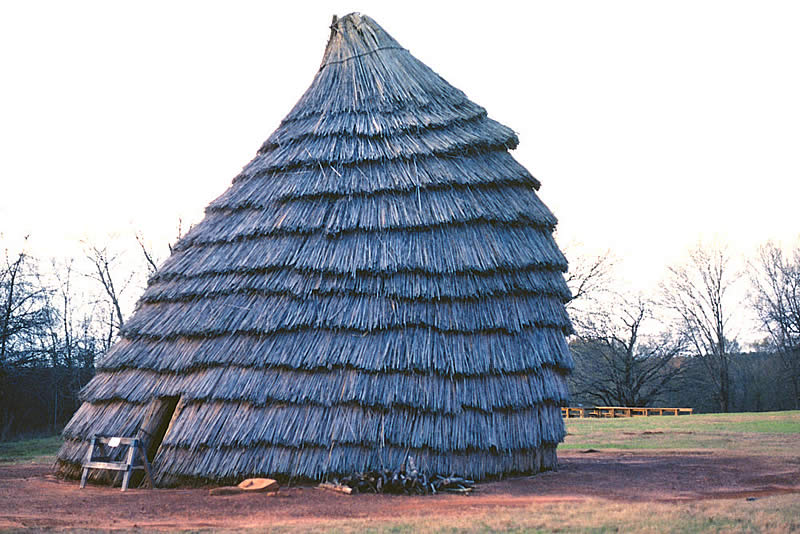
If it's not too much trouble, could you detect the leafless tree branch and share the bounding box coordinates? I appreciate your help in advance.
[749,240,800,408]
[661,242,738,412]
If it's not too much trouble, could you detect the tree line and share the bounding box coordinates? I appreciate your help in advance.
[0,233,166,439]
[567,241,800,412]
[1,233,798,440]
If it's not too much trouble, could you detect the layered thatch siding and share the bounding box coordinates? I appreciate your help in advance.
[56,13,573,485]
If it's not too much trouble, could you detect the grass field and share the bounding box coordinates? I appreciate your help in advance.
[1,412,798,533]
[0,435,61,463]
[562,410,800,454]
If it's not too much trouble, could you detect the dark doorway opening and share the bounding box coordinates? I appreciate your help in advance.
[138,396,180,467]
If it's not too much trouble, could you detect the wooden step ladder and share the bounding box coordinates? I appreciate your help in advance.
[80,436,154,491]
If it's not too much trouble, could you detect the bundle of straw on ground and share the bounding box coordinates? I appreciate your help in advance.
[56,12,573,486]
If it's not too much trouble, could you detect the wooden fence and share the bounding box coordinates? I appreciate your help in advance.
[561,406,693,418]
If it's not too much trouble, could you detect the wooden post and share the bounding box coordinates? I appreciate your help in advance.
[120,439,137,491]
[80,437,96,489]
[139,447,154,488]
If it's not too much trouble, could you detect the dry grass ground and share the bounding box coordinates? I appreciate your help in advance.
[0,411,798,533]
[241,495,800,533]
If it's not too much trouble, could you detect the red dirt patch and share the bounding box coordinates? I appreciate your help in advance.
[1,451,798,531]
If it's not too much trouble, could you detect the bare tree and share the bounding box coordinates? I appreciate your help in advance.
[0,242,53,438]
[563,248,616,338]
[46,259,105,429]
[662,243,738,412]
[564,249,615,308]
[136,219,186,276]
[0,243,52,368]
[83,241,136,346]
[169,217,185,255]
[570,295,685,407]
[749,240,800,409]
[135,233,160,276]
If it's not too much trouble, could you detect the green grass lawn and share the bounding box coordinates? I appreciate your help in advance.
[0,435,61,463]
[561,410,800,455]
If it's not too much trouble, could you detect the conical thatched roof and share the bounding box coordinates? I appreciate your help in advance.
[57,13,573,485]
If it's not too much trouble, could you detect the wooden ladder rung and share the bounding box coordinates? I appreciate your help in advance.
[82,461,131,471]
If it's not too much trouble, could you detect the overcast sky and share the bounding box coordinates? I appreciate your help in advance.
[2,1,799,298]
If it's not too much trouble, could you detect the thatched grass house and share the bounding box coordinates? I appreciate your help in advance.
[56,13,573,486]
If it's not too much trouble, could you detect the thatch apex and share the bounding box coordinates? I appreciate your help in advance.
[322,13,403,69]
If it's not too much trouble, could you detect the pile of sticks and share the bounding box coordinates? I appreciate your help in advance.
[334,457,474,495]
